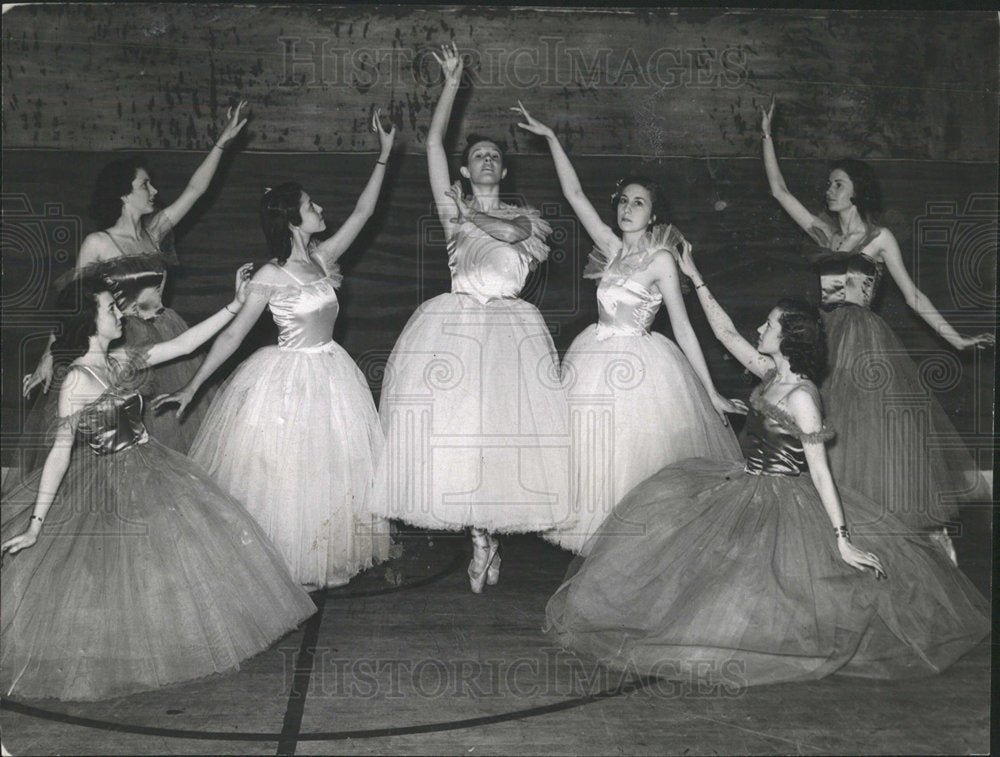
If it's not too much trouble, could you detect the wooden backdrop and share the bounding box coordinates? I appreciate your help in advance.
[2,5,996,467]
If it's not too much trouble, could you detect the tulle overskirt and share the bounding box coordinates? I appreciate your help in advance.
[0,439,316,701]
[189,343,390,589]
[545,458,989,688]
[374,293,571,533]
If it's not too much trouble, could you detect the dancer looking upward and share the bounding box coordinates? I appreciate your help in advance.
[375,45,570,592]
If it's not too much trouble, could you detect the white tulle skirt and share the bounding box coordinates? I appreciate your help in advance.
[373,293,572,533]
[189,341,391,589]
[548,326,743,554]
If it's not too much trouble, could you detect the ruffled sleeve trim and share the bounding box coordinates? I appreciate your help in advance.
[244,267,343,299]
[583,223,687,282]
[54,252,174,292]
[500,202,552,264]
[749,376,836,443]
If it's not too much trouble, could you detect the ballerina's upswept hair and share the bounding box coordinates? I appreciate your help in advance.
[90,158,151,228]
[828,158,883,221]
[461,134,509,169]
[775,298,827,383]
[49,277,117,377]
[260,182,305,265]
[610,175,669,229]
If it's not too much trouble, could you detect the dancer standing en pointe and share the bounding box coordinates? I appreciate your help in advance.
[375,45,571,592]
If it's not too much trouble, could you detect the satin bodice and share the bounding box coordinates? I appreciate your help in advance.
[448,202,551,304]
[804,219,884,308]
[249,272,343,350]
[740,380,835,477]
[73,369,150,455]
[595,277,660,337]
[583,224,688,339]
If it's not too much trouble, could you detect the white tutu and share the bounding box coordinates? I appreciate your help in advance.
[190,341,390,588]
[374,293,572,533]
[549,325,743,553]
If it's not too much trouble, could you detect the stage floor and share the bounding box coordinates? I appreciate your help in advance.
[0,524,992,756]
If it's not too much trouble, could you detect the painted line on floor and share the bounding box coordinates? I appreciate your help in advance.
[1,677,655,743]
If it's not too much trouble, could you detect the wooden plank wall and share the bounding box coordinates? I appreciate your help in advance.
[2,6,996,457]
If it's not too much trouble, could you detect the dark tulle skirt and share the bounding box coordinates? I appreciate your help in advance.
[11,309,215,480]
[820,306,987,531]
[545,458,989,688]
[1,438,316,701]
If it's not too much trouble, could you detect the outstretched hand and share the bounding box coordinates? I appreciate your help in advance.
[150,387,196,419]
[954,332,995,350]
[760,95,775,137]
[444,181,474,223]
[710,393,746,426]
[431,42,463,85]
[234,263,254,303]
[838,539,887,580]
[672,238,699,280]
[2,530,38,556]
[511,101,554,139]
[23,351,54,397]
[217,100,250,147]
[371,107,396,154]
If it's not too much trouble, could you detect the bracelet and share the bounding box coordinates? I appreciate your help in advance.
[213,142,226,151]
[835,525,850,539]
[29,515,43,524]
[376,159,387,166]
[694,281,707,290]
[225,303,239,315]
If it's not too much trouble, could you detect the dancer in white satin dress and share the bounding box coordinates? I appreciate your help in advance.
[375,45,571,592]
[514,103,743,554]
[155,110,395,589]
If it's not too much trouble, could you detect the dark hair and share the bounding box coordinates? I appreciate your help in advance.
[775,298,827,382]
[50,277,113,379]
[828,158,883,221]
[260,182,305,265]
[90,158,149,228]
[461,134,508,169]
[610,175,668,229]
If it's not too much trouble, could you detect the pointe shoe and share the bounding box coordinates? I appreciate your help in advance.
[468,533,499,594]
[486,537,501,586]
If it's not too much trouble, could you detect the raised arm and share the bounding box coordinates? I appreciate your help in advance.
[647,252,741,419]
[761,97,824,234]
[785,387,886,579]
[674,242,775,378]
[878,229,995,350]
[143,264,253,367]
[147,265,265,418]
[2,376,86,555]
[312,109,395,269]
[427,43,463,236]
[159,101,249,227]
[513,101,618,251]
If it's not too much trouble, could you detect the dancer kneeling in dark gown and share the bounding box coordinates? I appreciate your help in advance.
[544,244,989,688]
[1,271,315,701]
